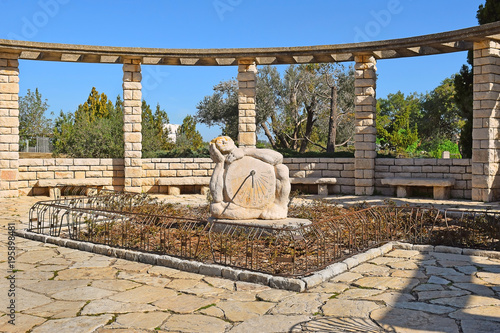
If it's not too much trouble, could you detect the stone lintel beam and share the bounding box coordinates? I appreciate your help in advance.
[20,51,41,60]
[100,55,121,63]
[61,53,82,62]
[4,22,500,66]
[142,57,163,65]
[215,58,237,65]
[256,57,277,65]
[179,58,200,65]
[293,55,315,63]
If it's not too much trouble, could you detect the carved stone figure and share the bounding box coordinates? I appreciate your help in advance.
[209,136,290,220]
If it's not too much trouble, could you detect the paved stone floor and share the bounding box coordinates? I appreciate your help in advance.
[0,195,499,332]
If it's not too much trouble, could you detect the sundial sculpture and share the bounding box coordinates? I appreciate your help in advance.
[209,136,290,220]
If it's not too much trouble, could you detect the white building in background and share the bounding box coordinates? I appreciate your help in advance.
[164,124,180,143]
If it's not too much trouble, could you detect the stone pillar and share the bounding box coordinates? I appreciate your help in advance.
[237,59,257,147]
[472,39,500,202]
[0,53,20,197]
[354,54,377,196]
[122,59,142,193]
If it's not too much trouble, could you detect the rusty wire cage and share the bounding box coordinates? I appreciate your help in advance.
[27,191,500,276]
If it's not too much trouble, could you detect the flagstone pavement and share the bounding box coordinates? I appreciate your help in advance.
[0,195,499,333]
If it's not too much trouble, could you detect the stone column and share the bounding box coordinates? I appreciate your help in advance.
[354,54,377,196]
[472,39,500,202]
[237,59,257,147]
[0,53,20,197]
[122,59,142,193]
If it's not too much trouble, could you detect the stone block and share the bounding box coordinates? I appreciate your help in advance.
[342,257,360,270]
[124,250,141,261]
[139,253,158,265]
[355,159,374,170]
[54,237,67,247]
[199,263,222,277]
[237,71,256,81]
[269,277,306,292]
[222,267,241,281]
[392,241,413,250]
[412,244,435,252]
[238,132,256,146]
[176,170,193,177]
[319,262,348,280]
[93,244,113,256]
[396,186,408,198]
[168,186,181,195]
[354,78,375,87]
[355,95,376,106]
[0,116,18,127]
[78,242,95,253]
[402,166,421,173]
[238,271,271,285]
[122,82,141,90]
[31,233,48,243]
[318,184,328,195]
[65,239,80,249]
[462,248,500,259]
[0,83,19,94]
[239,88,256,97]
[157,255,183,269]
[379,242,394,254]
[355,142,376,151]
[434,245,463,254]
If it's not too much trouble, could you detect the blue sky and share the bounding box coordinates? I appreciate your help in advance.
[0,0,484,140]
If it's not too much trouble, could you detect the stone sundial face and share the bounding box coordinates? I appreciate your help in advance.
[224,156,276,209]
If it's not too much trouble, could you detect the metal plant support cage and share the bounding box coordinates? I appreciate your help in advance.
[27,189,500,277]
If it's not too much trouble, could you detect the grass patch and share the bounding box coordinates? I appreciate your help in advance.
[329,293,340,299]
[354,285,374,290]
[76,300,91,316]
[106,314,117,325]
[196,303,216,311]
[48,271,59,280]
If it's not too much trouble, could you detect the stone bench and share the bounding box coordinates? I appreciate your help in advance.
[290,177,337,196]
[381,177,456,200]
[158,177,211,195]
[37,178,113,199]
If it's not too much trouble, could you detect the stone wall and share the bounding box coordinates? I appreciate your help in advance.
[141,158,214,193]
[375,158,472,199]
[16,157,472,199]
[285,157,356,195]
[18,158,124,196]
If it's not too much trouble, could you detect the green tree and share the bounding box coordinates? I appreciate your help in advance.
[419,77,463,153]
[75,87,114,122]
[142,100,172,156]
[196,64,355,152]
[376,91,421,155]
[477,0,500,24]
[196,80,238,139]
[177,115,204,150]
[19,88,53,146]
[53,88,124,158]
[52,110,74,155]
[455,65,473,158]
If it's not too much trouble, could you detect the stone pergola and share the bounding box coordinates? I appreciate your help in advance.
[2,22,500,201]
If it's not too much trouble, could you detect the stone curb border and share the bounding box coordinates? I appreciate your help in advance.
[14,229,500,292]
